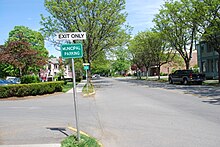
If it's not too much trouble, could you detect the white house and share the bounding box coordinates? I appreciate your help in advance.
[39,57,72,81]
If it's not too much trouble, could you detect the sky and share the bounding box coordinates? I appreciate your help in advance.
[0,0,165,57]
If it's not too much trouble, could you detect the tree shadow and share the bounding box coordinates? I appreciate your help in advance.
[92,78,113,89]
[202,98,220,105]
[115,78,220,105]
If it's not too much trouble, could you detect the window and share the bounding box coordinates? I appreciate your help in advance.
[202,61,206,72]
[201,44,205,54]
[207,43,213,53]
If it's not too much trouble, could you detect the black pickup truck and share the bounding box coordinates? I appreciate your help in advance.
[168,70,206,85]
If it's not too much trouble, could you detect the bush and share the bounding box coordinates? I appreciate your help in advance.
[21,75,40,84]
[61,134,101,147]
[0,81,64,98]
[76,76,82,82]
[160,72,168,76]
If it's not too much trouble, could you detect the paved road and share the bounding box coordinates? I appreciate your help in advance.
[0,77,220,147]
[86,77,220,147]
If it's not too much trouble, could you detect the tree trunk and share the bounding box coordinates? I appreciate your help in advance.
[146,67,149,80]
[185,59,190,70]
[19,67,22,77]
[87,61,92,82]
[157,65,161,80]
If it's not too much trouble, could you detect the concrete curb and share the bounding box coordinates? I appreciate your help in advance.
[67,126,103,147]
[83,91,96,97]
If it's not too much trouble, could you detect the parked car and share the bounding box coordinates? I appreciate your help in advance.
[6,77,21,84]
[168,70,206,85]
[0,79,12,86]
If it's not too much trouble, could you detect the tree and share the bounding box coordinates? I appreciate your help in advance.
[153,0,200,70]
[91,52,111,76]
[0,26,49,77]
[0,40,47,76]
[0,63,19,78]
[148,31,176,79]
[40,0,131,75]
[7,26,48,58]
[129,31,175,79]
[129,32,155,79]
[111,47,130,75]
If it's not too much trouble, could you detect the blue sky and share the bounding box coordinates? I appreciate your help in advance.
[0,0,164,57]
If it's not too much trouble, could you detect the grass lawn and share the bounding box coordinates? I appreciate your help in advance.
[203,80,219,86]
[62,82,73,92]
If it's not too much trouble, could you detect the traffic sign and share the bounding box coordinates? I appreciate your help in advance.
[57,32,86,40]
[84,65,89,70]
[60,43,83,59]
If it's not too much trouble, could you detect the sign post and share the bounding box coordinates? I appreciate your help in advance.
[59,32,86,141]
[83,63,90,92]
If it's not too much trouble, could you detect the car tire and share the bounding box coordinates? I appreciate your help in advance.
[183,78,188,85]
[169,78,173,84]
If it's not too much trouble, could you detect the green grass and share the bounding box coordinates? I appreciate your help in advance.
[61,134,101,147]
[144,77,168,82]
[82,83,95,95]
[203,80,219,86]
[62,82,73,92]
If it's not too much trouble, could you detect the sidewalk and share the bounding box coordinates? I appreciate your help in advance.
[66,80,87,93]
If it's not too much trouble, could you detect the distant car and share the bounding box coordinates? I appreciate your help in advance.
[92,74,100,79]
[168,70,206,85]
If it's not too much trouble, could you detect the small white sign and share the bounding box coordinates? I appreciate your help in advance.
[83,63,90,66]
[57,32,86,40]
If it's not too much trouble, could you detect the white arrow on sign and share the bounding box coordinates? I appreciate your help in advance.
[57,32,86,40]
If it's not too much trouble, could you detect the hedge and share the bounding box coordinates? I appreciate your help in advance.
[0,81,64,98]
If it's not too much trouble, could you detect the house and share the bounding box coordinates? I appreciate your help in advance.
[39,57,72,81]
[196,41,219,79]
[149,51,198,76]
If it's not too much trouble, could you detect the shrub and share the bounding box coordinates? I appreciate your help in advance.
[61,134,101,147]
[160,72,168,76]
[76,76,82,82]
[21,75,40,84]
[0,81,64,98]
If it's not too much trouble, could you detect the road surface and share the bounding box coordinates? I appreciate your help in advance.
[0,77,220,147]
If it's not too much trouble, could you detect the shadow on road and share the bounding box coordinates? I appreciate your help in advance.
[46,127,69,136]
[92,78,113,89]
[115,78,220,105]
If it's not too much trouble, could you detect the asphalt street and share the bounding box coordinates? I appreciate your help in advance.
[0,77,220,147]
[89,77,220,147]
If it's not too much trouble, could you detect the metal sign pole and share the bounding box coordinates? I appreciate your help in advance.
[86,69,88,92]
[71,58,80,141]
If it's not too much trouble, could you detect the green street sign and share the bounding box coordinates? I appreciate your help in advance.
[84,65,89,70]
[61,43,83,58]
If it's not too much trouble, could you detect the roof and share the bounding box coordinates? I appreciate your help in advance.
[49,58,59,64]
